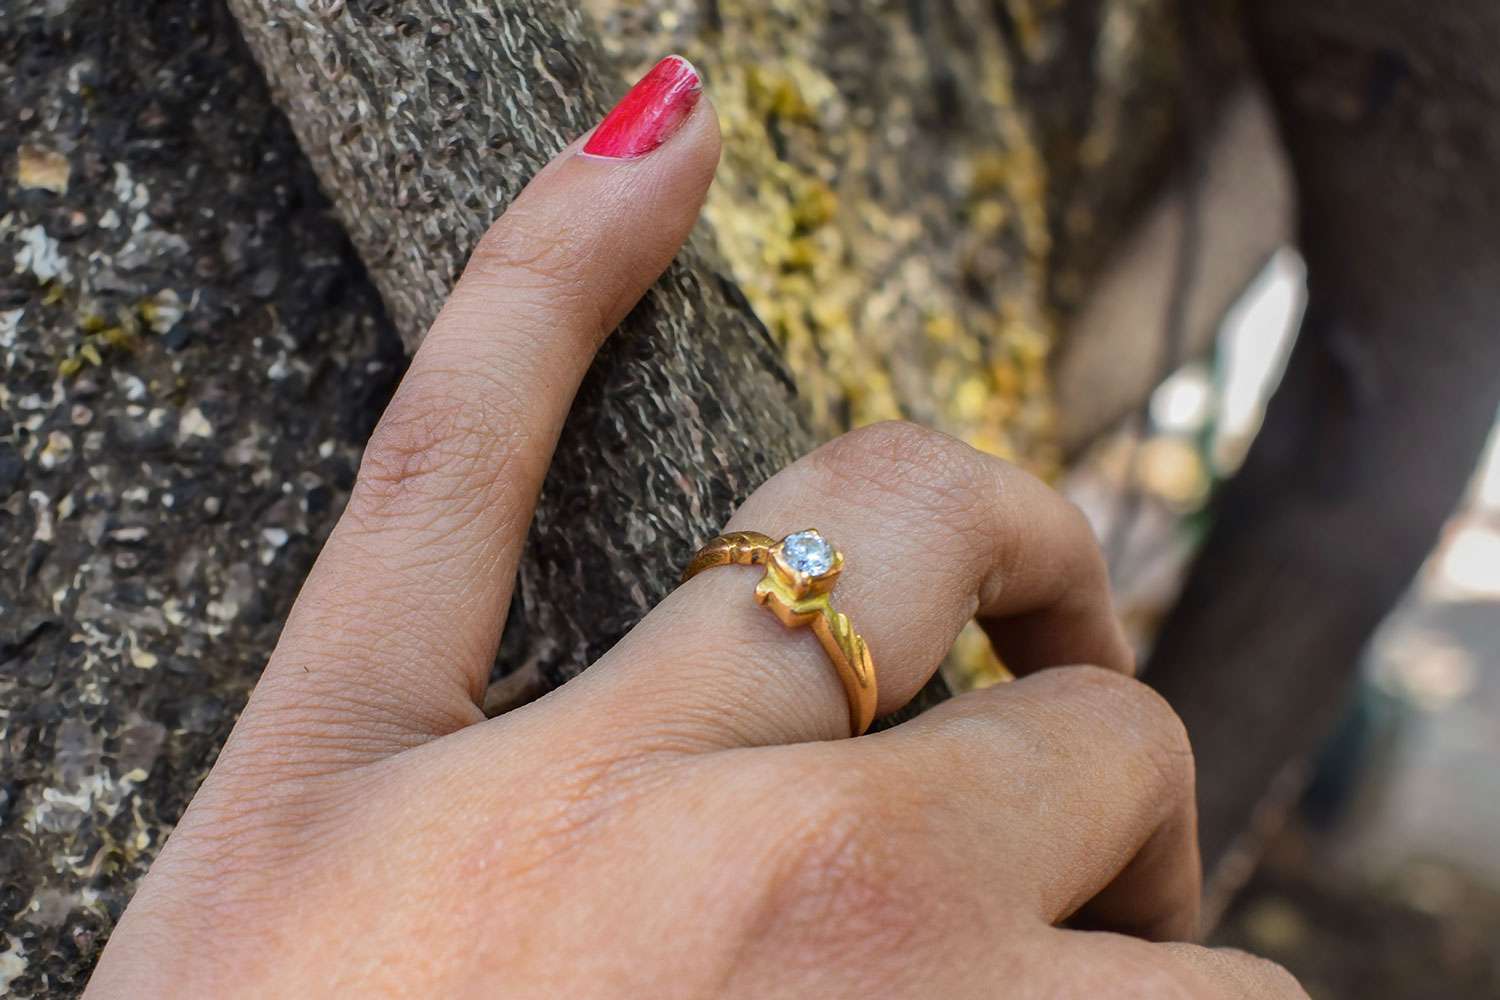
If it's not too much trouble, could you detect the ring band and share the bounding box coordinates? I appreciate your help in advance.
[682,530,878,736]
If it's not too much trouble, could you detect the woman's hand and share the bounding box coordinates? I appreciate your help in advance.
[87,58,1304,999]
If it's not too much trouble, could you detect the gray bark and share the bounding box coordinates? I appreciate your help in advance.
[224,0,1227,687]
[1,2,401,993]
[226,0,812,687]
[0,1,1244,993]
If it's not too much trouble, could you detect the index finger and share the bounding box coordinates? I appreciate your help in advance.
[248,58,721,750]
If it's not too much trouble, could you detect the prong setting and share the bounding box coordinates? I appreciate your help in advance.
[768,530,843,599]
[684,527,876,735]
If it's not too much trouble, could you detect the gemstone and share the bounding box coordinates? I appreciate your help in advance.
[781,530,835,576]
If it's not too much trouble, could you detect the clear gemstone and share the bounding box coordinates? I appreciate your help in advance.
[781,531,834,576]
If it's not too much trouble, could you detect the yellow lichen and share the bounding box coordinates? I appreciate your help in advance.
[57,295,170,378]
[582,0,1163,682]
[17,145,71,194]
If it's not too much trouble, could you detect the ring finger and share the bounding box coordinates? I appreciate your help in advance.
[571,419,1133,748]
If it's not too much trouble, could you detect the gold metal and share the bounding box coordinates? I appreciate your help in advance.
[682,530,877,736]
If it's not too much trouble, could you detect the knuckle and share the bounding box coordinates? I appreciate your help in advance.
[463,208,612,334]
[1087,940,1208,1000]
[347,371,525,527]
[157,752,353,895]
[467,203,580,288]
[455,207,616,350]
[1141,969,1209,1000]
[811,421,999,525]
[1158,945,1309,999]
[1215,949,1307,997]
[1049,665,1196,796]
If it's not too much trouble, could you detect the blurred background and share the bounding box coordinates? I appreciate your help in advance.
[1068,254,1500,996]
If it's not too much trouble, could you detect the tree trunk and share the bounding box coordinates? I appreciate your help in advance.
[0,0,1246,992]
[1145,0,1500,920]
[227,0,816,688]
[1,2,403,993]
[224,0,1230,687]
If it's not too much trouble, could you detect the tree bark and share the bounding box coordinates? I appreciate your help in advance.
[227,0,813,687]
[1,2,403,992]
[224,0,1228,687]
[0,1,1258,990]
[1145,0,1500,918]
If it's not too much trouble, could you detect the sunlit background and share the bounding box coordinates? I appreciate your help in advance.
[1065,250,1500,997]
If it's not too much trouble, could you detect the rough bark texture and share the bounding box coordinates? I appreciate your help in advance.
[1145,0,1500,917]
[582,0,1197,459]
[0,0,1233,994]
[226,0,812,688]
[223,0,1237,689]
[1,2,401,994]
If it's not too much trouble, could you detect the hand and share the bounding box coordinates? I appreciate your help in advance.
[87,57,1304,999]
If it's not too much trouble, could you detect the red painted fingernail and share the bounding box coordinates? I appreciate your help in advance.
[582,56,703,160]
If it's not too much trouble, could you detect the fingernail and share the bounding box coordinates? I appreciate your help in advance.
[582,55,703,160]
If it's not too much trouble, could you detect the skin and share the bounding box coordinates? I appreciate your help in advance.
[85,86,1307,999]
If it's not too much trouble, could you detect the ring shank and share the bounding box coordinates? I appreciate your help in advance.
[682,532,877,736]
[680,531,778,582]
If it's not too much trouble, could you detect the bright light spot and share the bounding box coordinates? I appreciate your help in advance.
[1473,414,1500,513]
[1371,628,1479,711]
[1150,363,1213,434]
[1136,437,1209,508]
[1431,525,1500,600]
[1214,249,1307,472]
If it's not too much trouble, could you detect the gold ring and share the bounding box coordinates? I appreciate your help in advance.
[682,530,877,736]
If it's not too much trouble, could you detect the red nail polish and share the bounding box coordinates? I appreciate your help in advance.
[583,56,703,159]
